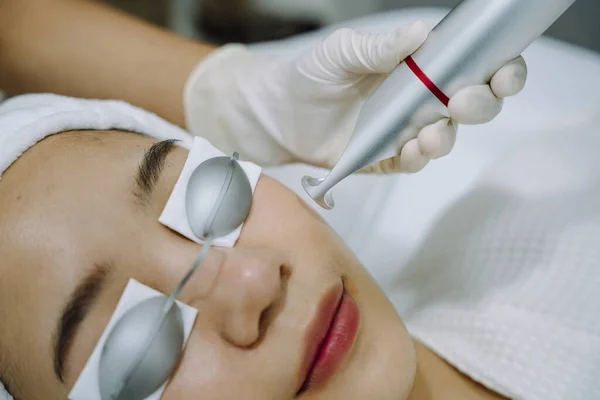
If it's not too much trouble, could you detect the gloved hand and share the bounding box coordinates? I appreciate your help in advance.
[184,20,528,173]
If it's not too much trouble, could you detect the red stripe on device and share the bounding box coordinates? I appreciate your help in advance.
[405,56,450,107]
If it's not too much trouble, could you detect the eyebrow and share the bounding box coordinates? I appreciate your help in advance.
[133,139,178,205]
[53,262,112,382]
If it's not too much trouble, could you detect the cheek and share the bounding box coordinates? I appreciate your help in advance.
[345,273,418,399]
[163,336,234,399]
[242,182,334,251]
[162,338,282,400]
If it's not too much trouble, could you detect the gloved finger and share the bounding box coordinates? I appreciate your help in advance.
[358,155,402,174]
[319,21,430,77]
[448,85,504,125]
[357,136,430,174]
[417,118,457,159]
[399,138,430,173]
[490,56,528,98]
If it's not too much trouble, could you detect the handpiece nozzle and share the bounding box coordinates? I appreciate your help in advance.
[301,175,335,210]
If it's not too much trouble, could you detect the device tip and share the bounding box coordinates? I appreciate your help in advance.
[301,175,335,210]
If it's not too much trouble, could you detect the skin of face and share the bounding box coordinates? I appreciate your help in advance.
[0,130,416,400]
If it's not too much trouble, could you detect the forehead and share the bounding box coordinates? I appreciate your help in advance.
[0,129,184,205]
[0,130,145,230]
[0,130,146,293]
[0,129,188,270]
[1,129,151,185]
[0,131,161,302]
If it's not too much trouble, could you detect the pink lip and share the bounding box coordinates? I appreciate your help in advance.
[296,281,360,395]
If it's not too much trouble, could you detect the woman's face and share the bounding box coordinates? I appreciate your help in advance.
[0,130,416,400]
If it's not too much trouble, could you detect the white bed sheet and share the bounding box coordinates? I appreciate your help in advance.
[254,8,600,283]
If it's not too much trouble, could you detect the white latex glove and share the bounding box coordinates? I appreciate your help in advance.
[184,20,527,173]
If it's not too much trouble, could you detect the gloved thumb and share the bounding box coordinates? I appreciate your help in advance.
[303,21,430,81]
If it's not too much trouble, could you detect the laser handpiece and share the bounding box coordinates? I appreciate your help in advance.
[302,0,577,209]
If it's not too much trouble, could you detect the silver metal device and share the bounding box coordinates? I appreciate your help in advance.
[98,153,253,400]
[185,153,253,239]
[302,0,578,209]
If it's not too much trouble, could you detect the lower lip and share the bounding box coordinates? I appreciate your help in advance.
[299,291,360,394]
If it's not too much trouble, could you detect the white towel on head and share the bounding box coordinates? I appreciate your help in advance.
[0,93,194,180]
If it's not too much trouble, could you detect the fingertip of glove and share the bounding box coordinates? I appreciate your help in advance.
[448,85,503,125]
[418,119,456,159]
[392,20,430,57]
[491,56,528,98]
[408,19,429,32]
[402,20,430,44]
[400,139,429,173]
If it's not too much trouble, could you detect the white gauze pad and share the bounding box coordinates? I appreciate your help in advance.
[68,279,198,400]
[159,136,262,247]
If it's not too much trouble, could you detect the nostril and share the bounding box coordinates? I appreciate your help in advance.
[252,264,290,343]
[239,304,275,350]
[280,263,292,280]
[258,306,272,336]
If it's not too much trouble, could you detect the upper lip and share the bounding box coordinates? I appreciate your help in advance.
[295,280,345,394]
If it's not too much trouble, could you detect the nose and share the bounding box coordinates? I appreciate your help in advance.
[208,248,289,348]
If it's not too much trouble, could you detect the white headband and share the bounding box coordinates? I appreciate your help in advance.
[0,93,195,180]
